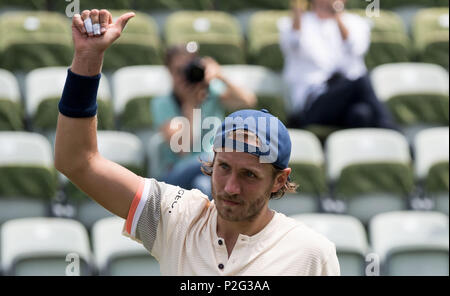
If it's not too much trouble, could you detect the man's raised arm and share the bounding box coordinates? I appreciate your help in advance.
[54,9,139,219]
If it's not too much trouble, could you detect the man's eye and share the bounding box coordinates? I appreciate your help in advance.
[245,171,256,178]
[219,163,229,170]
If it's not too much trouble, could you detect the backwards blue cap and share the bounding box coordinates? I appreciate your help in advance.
[213,109,291,169]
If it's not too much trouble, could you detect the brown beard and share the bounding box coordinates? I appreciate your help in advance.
[211,180,273,222]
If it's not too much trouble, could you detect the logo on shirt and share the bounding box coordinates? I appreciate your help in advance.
[169,189,185,214]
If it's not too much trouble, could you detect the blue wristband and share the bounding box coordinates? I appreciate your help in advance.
[58,69,101,118]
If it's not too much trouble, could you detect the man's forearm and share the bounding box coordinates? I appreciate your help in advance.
[55,52,104,175]
[71,51,104,76]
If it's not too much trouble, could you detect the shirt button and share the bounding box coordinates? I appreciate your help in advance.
[218,263,224,270]
[218,239,223,246]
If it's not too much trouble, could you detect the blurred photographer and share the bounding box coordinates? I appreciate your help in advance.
[280,0,398,131]
[151,44,256,196]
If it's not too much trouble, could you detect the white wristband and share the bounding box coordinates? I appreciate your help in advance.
[93,23,101,35]
[84,18,93,34]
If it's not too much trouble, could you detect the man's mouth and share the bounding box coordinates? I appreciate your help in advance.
[222,199,241,206]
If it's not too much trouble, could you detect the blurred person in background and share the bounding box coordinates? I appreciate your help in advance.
[151,44,257,198]
[279,0,398,130]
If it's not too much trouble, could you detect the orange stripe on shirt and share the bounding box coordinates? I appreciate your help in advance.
[126,177,145,235]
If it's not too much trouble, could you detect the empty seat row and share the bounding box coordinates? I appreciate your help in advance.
[0,216,159,276]
[293,211,449,276]
[1,211,448,276]
[0,8,448,72]
[2,0,448,13]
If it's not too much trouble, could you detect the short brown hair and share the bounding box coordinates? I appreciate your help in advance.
[200,155,298,200]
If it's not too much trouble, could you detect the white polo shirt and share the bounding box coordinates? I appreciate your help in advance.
[123,177,340,276]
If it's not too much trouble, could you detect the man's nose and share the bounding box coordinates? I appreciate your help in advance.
[224,173,241,196]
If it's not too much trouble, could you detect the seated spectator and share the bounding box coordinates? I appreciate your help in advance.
[151,44,257,197]
[279,0,398,130]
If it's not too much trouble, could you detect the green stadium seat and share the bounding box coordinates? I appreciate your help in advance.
[112,65,172,143]
[0,217,93,275]
[134,0,214,10]
[92,216,160,275]
[165,11,245,65]
[0,132,56,225]
[221,65,289,123]
[346,0,449,10]
[412,7,449,70]
[50,0,134,12]
[371,62,449,142]
[247,10,290,71]
[0,0,48,10]
[63,131,146,229]
[349,9,411,69]
[0,69,23,130]
[414,127,449,214]
[102,11,163,71]
[0,11,72,72]
[25,67,113,137]
[325,128,413,224]
[292,213,369,276]
[370,211,449,276]
[269,129,326,215]
[215,0,290,11]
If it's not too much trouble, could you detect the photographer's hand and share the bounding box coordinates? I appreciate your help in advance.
[203,57,223,83]
[201,57,257,109]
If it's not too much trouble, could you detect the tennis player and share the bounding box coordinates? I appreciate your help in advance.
[55,9,340,275]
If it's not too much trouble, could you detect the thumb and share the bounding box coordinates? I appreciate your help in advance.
[114,12,135,32]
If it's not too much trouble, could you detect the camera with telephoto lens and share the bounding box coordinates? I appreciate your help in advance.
[184,58,205,84]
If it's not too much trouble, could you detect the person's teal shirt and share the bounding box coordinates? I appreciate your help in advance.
[151,79,227,172]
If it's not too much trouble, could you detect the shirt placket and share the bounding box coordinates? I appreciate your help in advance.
[215,236,229,274]
[225,234,251,275]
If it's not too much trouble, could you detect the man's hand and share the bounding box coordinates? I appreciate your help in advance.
[70,9,135,76]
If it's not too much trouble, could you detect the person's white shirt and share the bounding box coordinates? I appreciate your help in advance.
[278,11,371,112]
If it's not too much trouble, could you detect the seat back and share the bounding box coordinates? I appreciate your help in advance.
[0,69,23,130]
[92,216,160,276]
[103,11,163,70]
[248,10,290,71]
[112,65,172,131]
[1,218,92,275]
[326,129,412,222]
[370,211,449,275]
[0,11,72,71]
[221,65,288,122]
[165,11,245,64]
[25,67,113,130]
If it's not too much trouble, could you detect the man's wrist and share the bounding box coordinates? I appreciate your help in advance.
[71,50,105,76]
[58,69,101,118]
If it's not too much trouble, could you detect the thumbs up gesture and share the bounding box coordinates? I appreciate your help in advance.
[70,9,135,76]
[72,9,135,54]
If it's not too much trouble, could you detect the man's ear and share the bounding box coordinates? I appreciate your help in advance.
[271,168,291,193]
